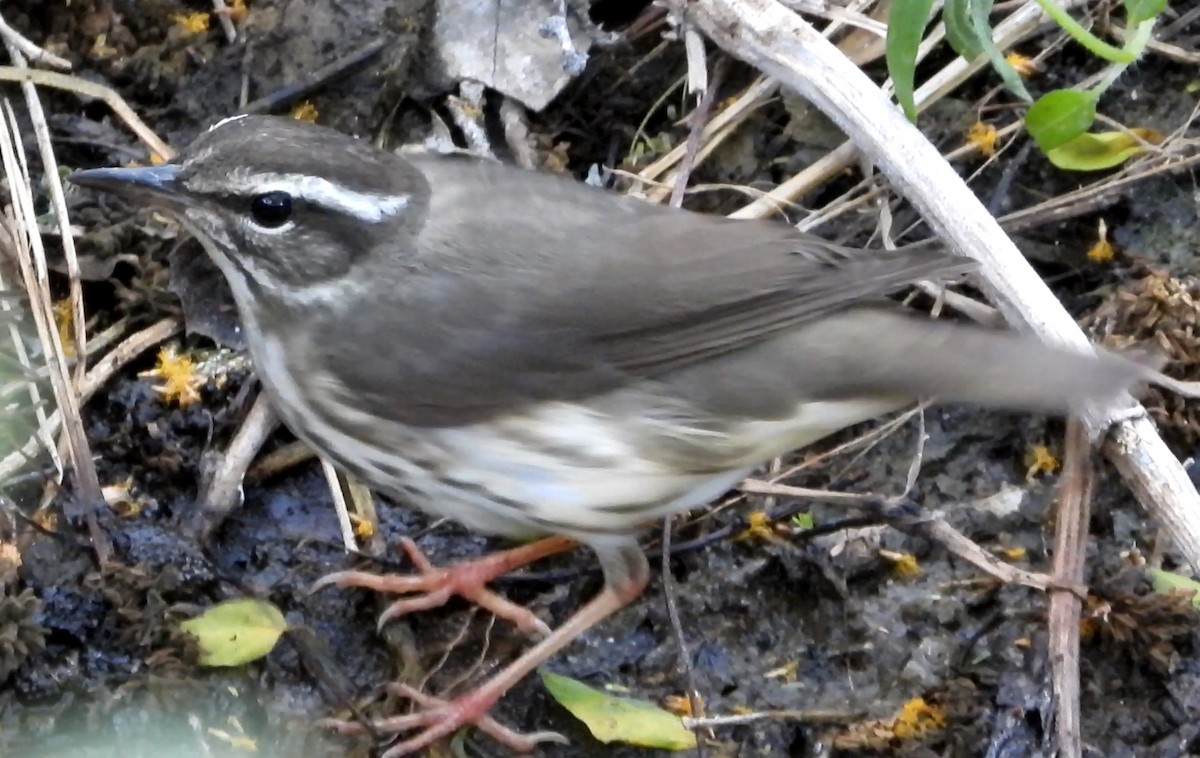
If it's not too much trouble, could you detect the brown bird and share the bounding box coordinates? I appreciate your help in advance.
[70,115,1149,755]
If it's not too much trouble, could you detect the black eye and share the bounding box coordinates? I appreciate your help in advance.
[250,191,293,228]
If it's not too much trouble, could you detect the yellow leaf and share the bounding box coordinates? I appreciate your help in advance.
[180,598,288,667]
[1045,128,1164,172]
[541,671,696,750]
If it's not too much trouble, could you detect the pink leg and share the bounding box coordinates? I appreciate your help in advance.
[323,545,651,755]
[312,535,576,636]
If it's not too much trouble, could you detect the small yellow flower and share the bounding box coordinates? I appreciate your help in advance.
[290,101,319,123]
[225,0,250,24]
[52,299,75,357]
[892,697,946,739]
[140,346,205,407]
[662,693,703,717]
[349,512,375,539]
[880,549,921,578]
[171,12,211,34]
[735,511,777,542]
[1005,52,1038,77]
[1087,219,1115,263]
[997,546,1027,561]
[1024,444,1060,479]
[763,660,799,683]
[966,121,998,157]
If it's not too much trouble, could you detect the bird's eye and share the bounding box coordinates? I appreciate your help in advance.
[250,191,293,228]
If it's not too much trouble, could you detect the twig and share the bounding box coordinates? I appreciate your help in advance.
[187,391,278,541]
[674,0,1200,573]
[682,707,860,729]
[323,459,358,553]
[727,0,1090,220]
[5,46,88,389]
[0,67,173,159]
[0,99,105,561]
[1048,420,1091,758]
[446,81,491,157]
[210,0,238,44]
[0,14,70,70]
[240,38,386,115]
[0,318,179,484]
[661,518,707,755]
[499,97,537,170]
[669,61,723,208]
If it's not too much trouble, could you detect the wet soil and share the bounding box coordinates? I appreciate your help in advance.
[1,2,1199,757]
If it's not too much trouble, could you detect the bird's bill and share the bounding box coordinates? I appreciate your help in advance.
[68,164,183,204]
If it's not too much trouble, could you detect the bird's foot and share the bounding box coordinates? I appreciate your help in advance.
[312,535,576,636]
[319,682,568,756]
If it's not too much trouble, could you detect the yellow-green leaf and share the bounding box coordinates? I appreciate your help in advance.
[541,671,696,750]
[1147,568,1200,611]
[180,598,288,667]
[1045,128,1163,171]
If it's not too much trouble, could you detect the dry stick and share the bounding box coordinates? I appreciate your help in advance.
[727,0,1086,221]
[0,217,63,477]
[1048,420,1091,758]
[5,47,88,390]
[640,0,879,197]
[676,0,1200,573]
[0,13,70,70]
[499,97,538,170]
[0,67,173,159]
[211,0,238,44]
[669,61,723,208]
[662,57,724,746]
[0,319,180,484]
[0,100,106,561]
[189,392,279,542]
[660,519,708,755]
[2,321,175,482]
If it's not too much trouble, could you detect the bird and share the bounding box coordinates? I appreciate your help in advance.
[70,114,1152,755]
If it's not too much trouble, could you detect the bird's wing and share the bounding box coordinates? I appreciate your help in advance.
[310,156,973,426]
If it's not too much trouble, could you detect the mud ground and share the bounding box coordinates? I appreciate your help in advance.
[0,1,1198,756]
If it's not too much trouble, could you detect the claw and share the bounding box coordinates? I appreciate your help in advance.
[317,683,568,755]
[312,536,574,636]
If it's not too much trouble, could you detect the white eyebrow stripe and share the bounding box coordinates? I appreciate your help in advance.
[225,172,410,222]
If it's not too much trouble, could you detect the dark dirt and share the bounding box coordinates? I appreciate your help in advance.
[1,1,1199,757]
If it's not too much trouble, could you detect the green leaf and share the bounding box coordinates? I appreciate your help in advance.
[943,0,983,60]
[886,0,937,121]
[1124,0,1168,26]
[541,671,696,750]
[791,512,815,530]
[180,598,289,667]
[1147,568,1200,611]
[1045,128,1162,171]
[970,0,1033,102]
[1025,89,1098,151]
